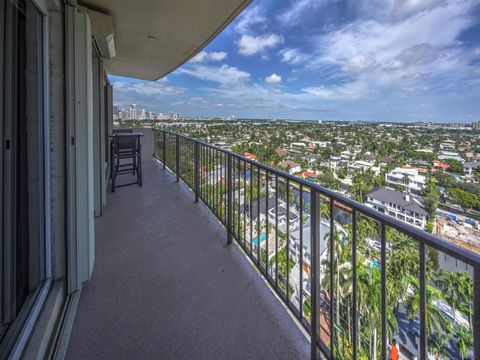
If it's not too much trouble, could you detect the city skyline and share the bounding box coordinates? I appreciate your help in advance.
[111,0,480,123]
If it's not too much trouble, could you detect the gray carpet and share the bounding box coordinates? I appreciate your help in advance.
[66,160,309,360]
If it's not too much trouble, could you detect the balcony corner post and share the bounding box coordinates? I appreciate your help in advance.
[227,155,233,245]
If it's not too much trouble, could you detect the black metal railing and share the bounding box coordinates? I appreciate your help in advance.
[153,129,480,360]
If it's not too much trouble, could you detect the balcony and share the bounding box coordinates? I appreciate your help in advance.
[66,129,480,360]
[66,159,309,359]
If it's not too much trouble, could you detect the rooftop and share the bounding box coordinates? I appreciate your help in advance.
[367,187,427,216]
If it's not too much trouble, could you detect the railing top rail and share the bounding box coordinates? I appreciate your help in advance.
[154,128,480,267]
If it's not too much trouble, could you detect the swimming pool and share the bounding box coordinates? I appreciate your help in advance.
[252,233,267,246]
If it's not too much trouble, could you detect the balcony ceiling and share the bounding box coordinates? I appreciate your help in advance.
[80,0,251,80]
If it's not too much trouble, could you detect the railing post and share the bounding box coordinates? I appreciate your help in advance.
[352,210,357,360]
[175,134,179,181]
[310,190,320,360]
[195,141,199,203]
[162,131,166,170]
[329,197,334,354]
[227,154,233,245]
[381,223,387,360]
[419,242,426,360]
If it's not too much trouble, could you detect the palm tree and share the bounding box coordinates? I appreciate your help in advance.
[436,270,461,326]
[457,325,473,360]
[405,281,455,353]
[320,200,330,221]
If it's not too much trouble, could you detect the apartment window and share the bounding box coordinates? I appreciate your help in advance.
[1,0,48,350]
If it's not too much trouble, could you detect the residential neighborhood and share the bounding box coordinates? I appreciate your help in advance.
[118,117,480,359]
[141,118,480,253]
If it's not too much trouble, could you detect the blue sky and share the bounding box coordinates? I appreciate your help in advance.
[111,0,480,122]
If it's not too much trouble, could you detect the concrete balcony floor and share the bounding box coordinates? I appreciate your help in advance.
[66,160,309,360]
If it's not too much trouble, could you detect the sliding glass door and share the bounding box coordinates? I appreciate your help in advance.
[1,0,48,352]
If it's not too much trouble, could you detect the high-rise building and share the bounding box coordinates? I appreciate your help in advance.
[129,104,137,119]
[473,121,480,130]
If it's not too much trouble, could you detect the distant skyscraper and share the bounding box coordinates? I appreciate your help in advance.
[473,121,480,130]
[129,104,137,119]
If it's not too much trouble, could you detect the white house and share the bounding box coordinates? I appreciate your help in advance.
[278,160,302,175]
[385,167,427,196]
[267,200,300,233]
[366,188,428,229]
[348,160,381,175]
[438,151,465,163]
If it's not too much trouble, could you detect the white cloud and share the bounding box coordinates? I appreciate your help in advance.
[113,79,184,96]
[179,64,250,85]
[302,81,370,100]
[265,73,282,84]
[238,34,284,56]
[279,48,309,64]
[190,51,227,63]
[390,0,446,20]
[341,54,377,74]
[306,0,479,98]
[234,4,266,34]
[277,0,334,26]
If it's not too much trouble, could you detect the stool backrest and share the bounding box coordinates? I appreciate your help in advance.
[113,128,133,134]
[113,134,140,153]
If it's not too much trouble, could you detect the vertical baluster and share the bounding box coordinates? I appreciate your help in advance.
[266,172,269,277]
[286,179,290,300]
[162,131,166,169]
[175,134,179,181]
[474,266,480,360]
[238,158,241,243]
[381,223,387,360]
[275,175,279,289]
[250,163,253,254]
[329,197,334,356]
[419,242,426,359]
[224,153,228,223]
[257,166,261,264]
[243,161,247,247]
[207,146,211,207]
[299,185,304,321]
[352,210,357,360]
[227,155,232,245]
[195,142,199,202]
[311,190,320,360]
